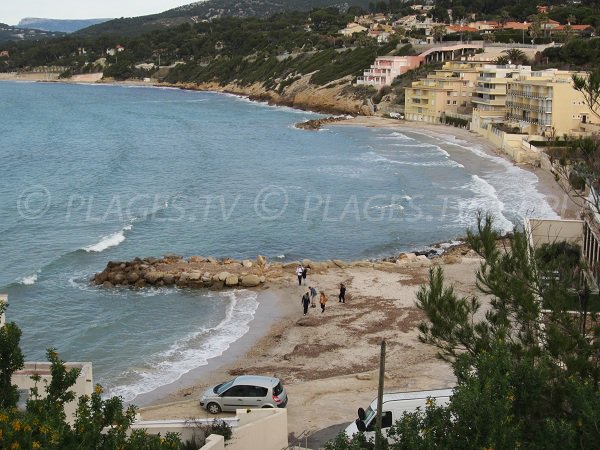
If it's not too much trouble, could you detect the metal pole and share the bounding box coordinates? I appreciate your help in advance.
[374,339,386,449]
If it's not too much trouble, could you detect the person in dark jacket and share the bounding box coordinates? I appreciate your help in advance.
[301,292,311,315]
[339,283,346,303]
[309,286,318,307]
[302,266,308,285]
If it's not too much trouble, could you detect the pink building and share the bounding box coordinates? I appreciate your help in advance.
[356,55,423,86]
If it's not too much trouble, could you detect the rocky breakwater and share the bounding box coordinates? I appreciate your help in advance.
[92,254,272,290]
[295,116,350,131]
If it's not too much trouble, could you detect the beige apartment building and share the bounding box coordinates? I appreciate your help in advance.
[505,69,594,136]
[404,61,483,123]
[471,64,532,134]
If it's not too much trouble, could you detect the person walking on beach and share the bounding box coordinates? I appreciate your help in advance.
[339,283,346,303]
[296,265,304,286]
[302,266,308,285]
[309,286,318,307]
[301,291,311,315]
[319,291,328,313]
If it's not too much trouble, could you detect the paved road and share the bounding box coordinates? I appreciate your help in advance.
[289,422,348,449]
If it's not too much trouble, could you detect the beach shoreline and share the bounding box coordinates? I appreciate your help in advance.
[2,76,581,439]
[134,112,581,438]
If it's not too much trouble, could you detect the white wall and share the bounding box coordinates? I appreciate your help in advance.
[525,218,584,249]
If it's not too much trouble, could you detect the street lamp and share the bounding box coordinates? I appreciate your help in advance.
[522,21,527,45]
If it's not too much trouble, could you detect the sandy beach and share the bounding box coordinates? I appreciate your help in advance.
[3,74,578,441]
[136,118,580,442]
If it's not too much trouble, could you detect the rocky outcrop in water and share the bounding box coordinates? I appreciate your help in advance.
[91,245,471,290]
[295,116,350,130]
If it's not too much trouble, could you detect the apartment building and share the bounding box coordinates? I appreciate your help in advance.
[471,64,532,134]
[505,69,593,136]
[356,55,423,86]
[404,61,483,123]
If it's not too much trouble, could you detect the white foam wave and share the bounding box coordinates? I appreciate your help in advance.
[83,224,132,253]
[456,175,513,232]
[275,254,285,259]
[106,290,259,402]
[19,271,39,285]
[361,151,462,168]
[370,203,404,211]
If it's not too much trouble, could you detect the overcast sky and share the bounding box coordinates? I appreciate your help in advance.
[2,1,195,26]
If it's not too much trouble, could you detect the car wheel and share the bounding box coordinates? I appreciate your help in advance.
[207,402,222,414]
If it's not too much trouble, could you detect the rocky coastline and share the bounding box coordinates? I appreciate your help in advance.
[295,115,351,130]
[92,242,473,290]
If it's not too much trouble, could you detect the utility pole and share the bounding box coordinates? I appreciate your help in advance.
[374,339,386,450]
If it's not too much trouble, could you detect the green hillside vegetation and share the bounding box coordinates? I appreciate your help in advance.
[76,0,373,37]
[542,37,600,67]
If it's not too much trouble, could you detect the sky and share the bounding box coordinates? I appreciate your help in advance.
[2,1,197,26]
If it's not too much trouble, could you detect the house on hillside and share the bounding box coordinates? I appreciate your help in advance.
[340,23,368,36]
[356,55,423,87]
[0,50,9,58]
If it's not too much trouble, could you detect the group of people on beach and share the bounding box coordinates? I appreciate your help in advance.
[297,264,346,315]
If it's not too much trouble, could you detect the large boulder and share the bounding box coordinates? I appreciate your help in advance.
[225,275,239,286]
[126,271,140,284]
[180,272,201,282]
[144,271,167,284]
[302,259,313,267]
[240,274,261,287]
[94,271,108,285]
[217,271,231,282]
[109,272,125,285]
[242,259,253,268]
[163,274,176,285]
[188,255,206,263]
[207,256,218,264]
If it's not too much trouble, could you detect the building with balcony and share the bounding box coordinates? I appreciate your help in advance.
[505,69,594,136]
[356,55,423,87]
[404,61,483,123]
[471,64,532,134]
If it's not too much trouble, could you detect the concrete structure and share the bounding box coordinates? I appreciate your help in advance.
[357,55,423,86]
[12,361,94,424]
[525,218,584,249]
[471,64,533,134]
[505,69,594,136]
[419,43,483,64]
[134,408,288,450]
[404,61,483,123]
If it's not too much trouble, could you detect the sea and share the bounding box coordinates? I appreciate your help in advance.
[0,81,559,402]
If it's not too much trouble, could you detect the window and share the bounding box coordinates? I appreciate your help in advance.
[224,385,253,397]
[447,100,451,105]
[248,386,269,397]
[453,101,457,104]
[273,382,283,396]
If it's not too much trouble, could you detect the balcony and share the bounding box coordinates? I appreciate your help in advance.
[475,86,505,95]
[473,97,505,106]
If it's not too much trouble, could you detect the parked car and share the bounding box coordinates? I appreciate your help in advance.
[345,388,453,441]
[199,375,288,414]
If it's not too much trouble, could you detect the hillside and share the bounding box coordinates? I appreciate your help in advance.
[77,0,370,36]
[0,23,64,42]
[17,18,112,33]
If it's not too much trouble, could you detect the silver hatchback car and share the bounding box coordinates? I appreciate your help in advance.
[199,375,288,414]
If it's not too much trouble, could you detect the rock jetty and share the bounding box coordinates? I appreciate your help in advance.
[91,245,470,291]
[295,116,350,130]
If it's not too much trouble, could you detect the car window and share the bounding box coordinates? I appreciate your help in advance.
[249,386,268,397]
[223,385,247,397]
[273,382,283,396]
[366,411,392,431]
[216,379,235,395]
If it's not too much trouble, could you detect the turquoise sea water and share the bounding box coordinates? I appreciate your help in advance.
[0,81,558,401]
